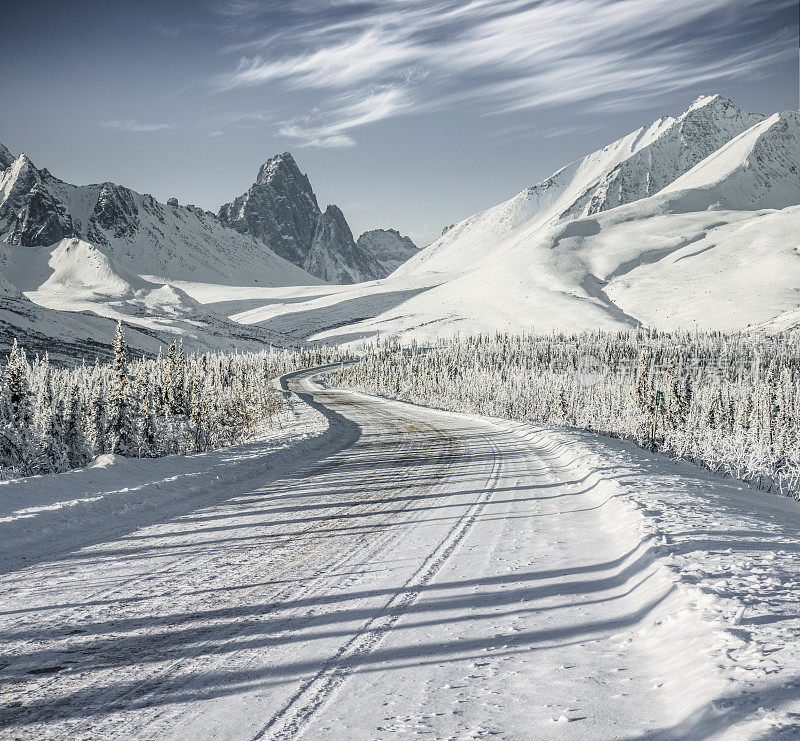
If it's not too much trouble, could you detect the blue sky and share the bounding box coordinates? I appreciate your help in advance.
[1,0,797,245]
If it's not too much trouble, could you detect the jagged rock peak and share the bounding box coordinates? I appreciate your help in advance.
[356,228,417,255]
[218,151,321,267]
[219,151,421,283]
[355,228,419,277]
[321,203,350,227]
[256,151,313,192]
[88,182,140,242]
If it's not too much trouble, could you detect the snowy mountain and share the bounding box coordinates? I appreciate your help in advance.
[394,94,765,278]
[225,96,800,343]
[2,94,797,356]
[218,152,417,283]
[0,147,322,357]
[0,152,318,286]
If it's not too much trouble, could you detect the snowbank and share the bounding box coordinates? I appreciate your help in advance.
[500,419,800,737]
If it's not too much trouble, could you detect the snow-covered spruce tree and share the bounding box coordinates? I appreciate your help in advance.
[106,322,137,457]
[166,340,187,417]
[0,340,35,475]
[87,360,107,456]
[0,333,349,479]
[190,371,206,452]
[63,381,91,469]
[135,363,157,458]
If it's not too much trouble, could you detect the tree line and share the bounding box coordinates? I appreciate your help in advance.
[331,331,800,498]
[0,323,347,479]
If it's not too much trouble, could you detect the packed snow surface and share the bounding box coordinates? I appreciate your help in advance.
[1,368,800,738]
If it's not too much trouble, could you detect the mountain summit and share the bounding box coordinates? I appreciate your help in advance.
[219,153,320,268]
[218,153,416,283]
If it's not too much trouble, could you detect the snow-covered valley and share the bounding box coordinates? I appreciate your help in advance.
[2,87,800,740]
[2,368,800,739]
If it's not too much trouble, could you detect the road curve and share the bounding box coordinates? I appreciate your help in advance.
[0,367,672,740]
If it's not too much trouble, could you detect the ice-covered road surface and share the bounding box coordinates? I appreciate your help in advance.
[3,368,800,739]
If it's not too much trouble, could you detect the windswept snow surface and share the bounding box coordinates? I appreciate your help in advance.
[1,369,800,738]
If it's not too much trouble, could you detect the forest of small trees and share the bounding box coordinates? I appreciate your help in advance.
[0,323,347,479]
[331,331,800,498]
[8,323,800,497]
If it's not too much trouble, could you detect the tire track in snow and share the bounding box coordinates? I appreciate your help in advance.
[4,386,463,739]
[251,430,503,740]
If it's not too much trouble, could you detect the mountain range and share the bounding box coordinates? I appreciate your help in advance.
[0,146,415,359]
[0,93,798,359]
[227,94,800,344]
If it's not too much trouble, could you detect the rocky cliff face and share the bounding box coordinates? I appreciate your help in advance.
[303,205,360,283]
[87,182,140,242]
[0,155,75,246]
[355,229,418,277]
[219,152,416,283]
[218,152,320,267]
[0,143,16,170]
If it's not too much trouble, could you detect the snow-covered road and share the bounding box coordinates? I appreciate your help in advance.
[2,368,800,739]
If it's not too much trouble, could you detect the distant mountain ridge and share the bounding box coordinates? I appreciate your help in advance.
[0,142,419,357]
[218,152,417,283]
[1,93,797,359]
[0,146,326,358]
[0,152,317,286]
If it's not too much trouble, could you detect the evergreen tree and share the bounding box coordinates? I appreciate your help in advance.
[88,360,107,455]
[0,340,35,474]
[107,322,136,456]
[63,381,90,468]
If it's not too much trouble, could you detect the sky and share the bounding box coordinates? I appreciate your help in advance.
[1,0,797,246]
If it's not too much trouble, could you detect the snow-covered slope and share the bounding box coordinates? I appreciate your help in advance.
[0,237,299,356]
[394,95,764,278]
[219,153,417,283]
[341,109,800,339]
[223,97,800,343]
[2,94,797,352]
[0,266,165,364]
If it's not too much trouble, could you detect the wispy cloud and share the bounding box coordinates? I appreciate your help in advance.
[154,24,183,39]
[98,119,174,133]
[211,0,795,146]
[278,86,414,148]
